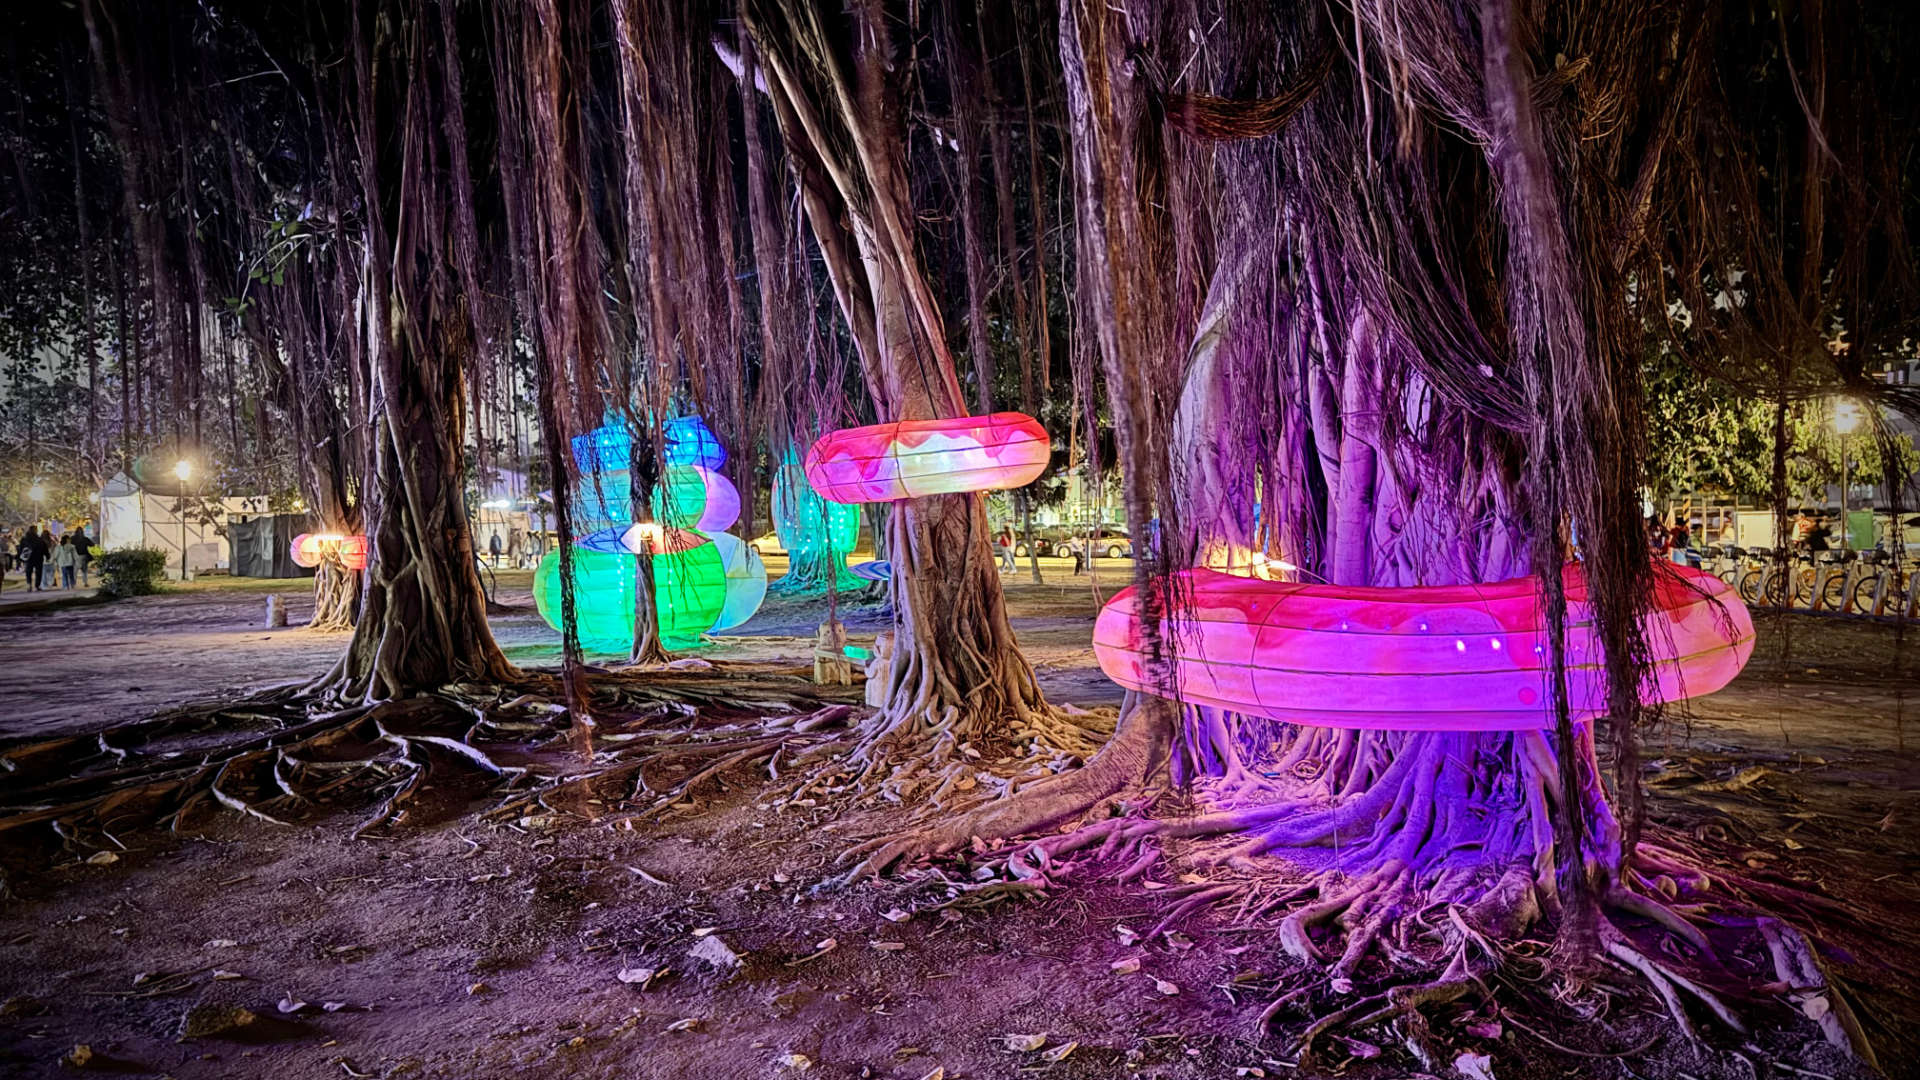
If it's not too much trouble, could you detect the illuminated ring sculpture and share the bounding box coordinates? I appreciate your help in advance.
[534,540,727,650]
[803,411,1049,503]
[847,560,892,583]
[1092,563,1754,731]
[290,533,370,572]
[654,465,740,533]
[708,532,769,632]
[571,415,727,475]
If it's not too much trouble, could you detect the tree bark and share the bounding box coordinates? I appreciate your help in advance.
[741,0,1053,766]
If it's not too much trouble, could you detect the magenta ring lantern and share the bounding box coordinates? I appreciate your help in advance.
[1093,563,1754,731]
[803,411,1049,503]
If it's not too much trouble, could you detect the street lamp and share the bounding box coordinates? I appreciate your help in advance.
[174,459,193,582]
[1833,400,1863,552]
[27,481,48,505]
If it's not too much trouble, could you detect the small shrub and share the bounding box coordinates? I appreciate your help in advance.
[97,547,171,598]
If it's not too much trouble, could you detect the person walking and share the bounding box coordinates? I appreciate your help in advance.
[995,527,1015,574]
[70,526,93,587]
[488,530,504,567]
[54,533,78,590]
[19,527,48,593]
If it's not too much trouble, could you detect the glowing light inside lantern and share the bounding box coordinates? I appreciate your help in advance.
[1092,563,1754,731]
[289,532,369,571]
[771,454,862,594]
[534,541,727,650]
[804,412,1049,503]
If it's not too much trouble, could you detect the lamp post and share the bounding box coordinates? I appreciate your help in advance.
[174,459,193,582]
[1833,400,1862,552]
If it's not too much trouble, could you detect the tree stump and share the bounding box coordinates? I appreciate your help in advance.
[863,629,895,707]
[813,618,851,686]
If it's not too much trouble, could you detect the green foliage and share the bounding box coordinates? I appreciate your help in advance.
[1645,347,1920,505]
[97,547,169,598]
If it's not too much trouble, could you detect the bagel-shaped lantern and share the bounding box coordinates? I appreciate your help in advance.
[707,532,769,633]
[290,532,369,572]
[534,539,727,650]
[803,412,1049,503]
[1092,563,1754,731]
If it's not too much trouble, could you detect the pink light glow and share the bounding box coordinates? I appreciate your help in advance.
[290,532,369,571]
[1092,563,1754,731]
[803,412,1049,503]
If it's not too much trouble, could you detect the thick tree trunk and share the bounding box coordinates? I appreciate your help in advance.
[314,292,513,701]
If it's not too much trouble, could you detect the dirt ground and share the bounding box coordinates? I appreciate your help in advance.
[0,569,1916,1079]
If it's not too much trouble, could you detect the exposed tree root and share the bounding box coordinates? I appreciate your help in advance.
[0,664,859,883]
[824,694,1880,1068]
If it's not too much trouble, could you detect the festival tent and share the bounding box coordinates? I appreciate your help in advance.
[228,514,317,578]
[95,472,271,578]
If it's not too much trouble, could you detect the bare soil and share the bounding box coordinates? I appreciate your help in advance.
[0,571,1915,1079]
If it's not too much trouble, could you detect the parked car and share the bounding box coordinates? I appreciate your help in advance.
[1013,526,1069,558]
[748,531,785,556]
[1056,526,1131,559]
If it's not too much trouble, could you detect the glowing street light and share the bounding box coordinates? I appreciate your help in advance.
[1833,399,1863,435]
[27,481,48,504]
[1832,399,1864,551]
[174,459,193,483]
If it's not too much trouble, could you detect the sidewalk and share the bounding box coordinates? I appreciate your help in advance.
[0,582,102,614]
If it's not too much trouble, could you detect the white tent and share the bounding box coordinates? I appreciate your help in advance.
[96,473,270,578]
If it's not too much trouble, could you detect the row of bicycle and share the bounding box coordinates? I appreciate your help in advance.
[1699,545,1918,617]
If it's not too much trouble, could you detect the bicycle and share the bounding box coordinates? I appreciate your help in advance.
[1849,550,1914,618]
[1736,547,1791,608]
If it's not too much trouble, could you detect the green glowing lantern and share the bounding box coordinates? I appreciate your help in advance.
[534,542,728,650]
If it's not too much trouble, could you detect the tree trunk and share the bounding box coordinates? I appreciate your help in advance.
[316,296,513,701]
[741,0,1057,782]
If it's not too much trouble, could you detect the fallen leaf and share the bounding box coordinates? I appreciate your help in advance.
[616,967,666,989]
[205,939,239,949]
[687,935,743,970]
[870,941,906,952]
[211,970,246,981]
[466,982,489,996]
[86,851,120,866]
[777,1052,811,1070]
[1456,1051,1497,1080]
[1115,925,1140,946]
[1041,1041,1078,1064]
[1152,977,1180,996]
[915,1069,945,1080]
[691,927,719,937]
[665,1018,702,1033]
[1178,872,1208,885]
[1001,1033,1047,1052]
[1163,931,1194,950]
[1110,957,1142,975]
[276,997,308,1015]
[882,908,911,923]
[1465,1020,1503,1039]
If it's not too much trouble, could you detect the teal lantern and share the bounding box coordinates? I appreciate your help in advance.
[535,541,729,651]
[770,451,862,595]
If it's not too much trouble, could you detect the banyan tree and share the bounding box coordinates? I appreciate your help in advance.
[3,0,1916,1066]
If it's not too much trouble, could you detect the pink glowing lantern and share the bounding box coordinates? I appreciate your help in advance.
[803,412,1049,503]
[1092,563,1754,731]
[290,533,370,572]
